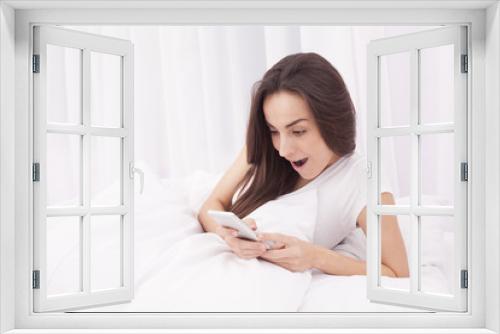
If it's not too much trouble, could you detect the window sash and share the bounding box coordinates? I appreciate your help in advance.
[366,25,468,312]
[32,25,134,312]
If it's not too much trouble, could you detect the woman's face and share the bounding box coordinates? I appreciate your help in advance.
[263,90,339,180]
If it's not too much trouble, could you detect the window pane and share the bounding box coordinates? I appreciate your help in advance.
[46,133,81,207]
[420,216,454,296]
[91,136,122,206]
[91,52,122,128]
[379,136,411,202]
[379,214,411,292]
[91,215,122,291]
[379,52,410,127]
[419,45,454,125]
[420,132,454,206]
[46,44,82,125]
[46,216,81,296]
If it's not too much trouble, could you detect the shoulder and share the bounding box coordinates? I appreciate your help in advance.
[316,151,367,194]
[316,151,367,185]
[340,152,368,204]
[342,151,367,178]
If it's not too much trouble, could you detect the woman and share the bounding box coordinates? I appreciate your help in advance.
[198,52,409,278]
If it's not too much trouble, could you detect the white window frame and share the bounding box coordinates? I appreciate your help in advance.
[366,25,468,312]
[0,1,498,333]
[32,25,135,312]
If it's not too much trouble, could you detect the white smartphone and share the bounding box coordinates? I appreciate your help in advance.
[207,210,258,241]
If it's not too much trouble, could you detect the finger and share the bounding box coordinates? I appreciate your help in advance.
[229,244,256,260]
[260,255,286,264]
[263,240,286,250]
[274,241,286,249]
[235,246,264,259]
[242,217,257,230]
[226,237,265,254]
[259,253,292,267]
[234,239,267,253]
[240,248,266,258]
[232,236,261,247]
[239,253,260,260]
[261,249,291,261]
[217,226,239,239]
[258,232,291,244]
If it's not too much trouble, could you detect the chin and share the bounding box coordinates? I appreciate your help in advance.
[300,170,319,180]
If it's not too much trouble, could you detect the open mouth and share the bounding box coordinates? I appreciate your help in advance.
[292,158,308,168]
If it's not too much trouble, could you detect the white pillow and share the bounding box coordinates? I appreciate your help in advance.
[185,170,318,243]
[244,187,319,242]
[113,186,319,312]
[184,170,223,215]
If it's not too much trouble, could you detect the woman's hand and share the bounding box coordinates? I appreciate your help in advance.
[214,218,268,260]
[258,232,319,272]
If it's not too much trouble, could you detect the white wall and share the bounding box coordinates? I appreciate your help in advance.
[0,2,16,334]
[485,2,500,333]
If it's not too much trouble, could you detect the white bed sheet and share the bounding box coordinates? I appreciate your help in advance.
[299,267,449,312]
[47,164,452,312]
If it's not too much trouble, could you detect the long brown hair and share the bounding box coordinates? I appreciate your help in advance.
[230,52,356,218]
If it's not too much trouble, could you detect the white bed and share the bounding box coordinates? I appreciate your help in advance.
[47,163,454,313]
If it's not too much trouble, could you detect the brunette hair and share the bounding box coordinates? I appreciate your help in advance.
[230,52,356,218]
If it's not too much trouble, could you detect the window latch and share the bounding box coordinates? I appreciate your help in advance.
[367,161,372,179]
[129,162,144,194]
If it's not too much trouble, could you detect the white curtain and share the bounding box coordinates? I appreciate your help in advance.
[49,25,453,205]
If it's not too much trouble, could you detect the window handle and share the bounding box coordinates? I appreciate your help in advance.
[129,162,144,194]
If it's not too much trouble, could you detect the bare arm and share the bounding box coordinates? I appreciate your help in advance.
[355,192,410,277]
[260,192,409,277]
[197,145,251,233]
[312,246,398,277]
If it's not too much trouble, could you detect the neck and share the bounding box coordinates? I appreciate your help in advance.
[294,154,342,191]
[325,154,341,169]
[294,177,311,191]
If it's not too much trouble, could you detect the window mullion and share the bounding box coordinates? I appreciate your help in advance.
[46,206,128,216]
[46,124,127,137]
[82,48,91,294]
[410,48,420,295]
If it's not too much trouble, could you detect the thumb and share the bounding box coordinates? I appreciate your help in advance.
[215,225,238,239]
[242,217,257,230]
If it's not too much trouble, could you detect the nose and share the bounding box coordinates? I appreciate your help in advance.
[278,136,295,160]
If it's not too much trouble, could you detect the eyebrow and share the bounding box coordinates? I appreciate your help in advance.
[266,118,308,129]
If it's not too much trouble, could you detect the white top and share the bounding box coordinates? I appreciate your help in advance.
[233,151,393,250]
[299,151,368,249]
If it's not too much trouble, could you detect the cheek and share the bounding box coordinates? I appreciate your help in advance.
[271,135,279,150]
[299,135,315,151]
[305,134,329,159]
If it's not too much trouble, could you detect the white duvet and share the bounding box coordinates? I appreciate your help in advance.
[48,164,453,312]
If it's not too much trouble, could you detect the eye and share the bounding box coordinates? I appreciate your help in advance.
[293,130,306,136]
[269,129,278,136]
